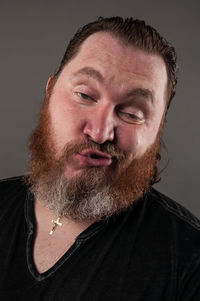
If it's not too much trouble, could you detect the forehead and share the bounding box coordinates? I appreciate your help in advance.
[59,32,168,100]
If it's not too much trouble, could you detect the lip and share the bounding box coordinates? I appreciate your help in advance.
[80,149,112,159]
[77,149,112,167]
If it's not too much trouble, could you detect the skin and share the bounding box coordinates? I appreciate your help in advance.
[47,32,168,179]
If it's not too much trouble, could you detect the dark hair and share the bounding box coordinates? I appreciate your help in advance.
[55,16,178,110]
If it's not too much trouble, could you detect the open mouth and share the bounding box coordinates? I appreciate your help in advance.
[78,149,112,166]
[80,149,112,159]
[89,154,101,159]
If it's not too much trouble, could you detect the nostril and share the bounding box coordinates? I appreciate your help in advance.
[83,118,115,144]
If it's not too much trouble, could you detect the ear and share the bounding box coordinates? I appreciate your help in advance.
[46,75,54,97]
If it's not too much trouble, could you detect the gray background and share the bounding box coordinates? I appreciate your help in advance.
[0,1,199,216]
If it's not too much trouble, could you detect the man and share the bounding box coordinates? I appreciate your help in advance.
[0,16,200,300]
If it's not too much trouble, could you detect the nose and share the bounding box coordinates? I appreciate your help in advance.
[83,105,116,144]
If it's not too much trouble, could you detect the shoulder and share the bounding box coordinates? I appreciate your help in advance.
[0,176,29,216]
[0,175,28,197]
[147,190,200,298]
[148,187,200,231]
[0,175,26,187]
[147,188,200,275]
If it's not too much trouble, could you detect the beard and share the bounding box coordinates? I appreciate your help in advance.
[26,95,161,222]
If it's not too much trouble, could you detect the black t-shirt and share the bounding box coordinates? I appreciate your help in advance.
[0,176,200,300]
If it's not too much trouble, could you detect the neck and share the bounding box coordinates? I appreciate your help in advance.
[34,198,95,237]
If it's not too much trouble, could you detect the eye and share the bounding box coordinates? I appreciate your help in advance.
[77,92,93,101]
[77,92,89,99]
[118,111,145,124]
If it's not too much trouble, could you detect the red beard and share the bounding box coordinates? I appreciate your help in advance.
[26,95,161,221]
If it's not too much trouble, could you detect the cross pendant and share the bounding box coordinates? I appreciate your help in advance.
[49,217,62,235]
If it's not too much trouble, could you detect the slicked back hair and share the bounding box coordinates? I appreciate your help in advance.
[55,16,178,110]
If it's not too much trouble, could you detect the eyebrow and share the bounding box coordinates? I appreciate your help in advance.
[72,67,104,83]
[125,88,154,104]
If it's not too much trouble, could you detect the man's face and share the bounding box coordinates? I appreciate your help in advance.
[48,32,167,177]
[28,32,168,221]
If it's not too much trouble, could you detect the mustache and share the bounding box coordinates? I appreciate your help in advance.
[59,140,127,163]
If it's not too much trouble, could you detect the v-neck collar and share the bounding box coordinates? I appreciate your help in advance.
[24,191,110,281]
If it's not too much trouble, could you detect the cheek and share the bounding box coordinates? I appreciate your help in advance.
[116,122,160,160]
[116,127,141,157]
[49,99,83,150]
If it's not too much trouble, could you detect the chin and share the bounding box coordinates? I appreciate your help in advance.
[63,167,85,180]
